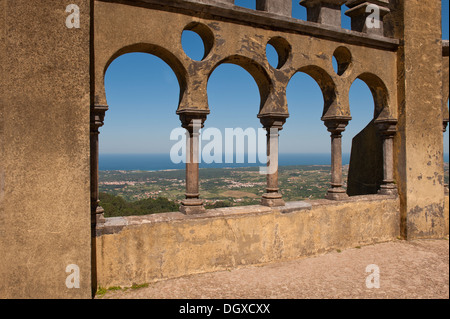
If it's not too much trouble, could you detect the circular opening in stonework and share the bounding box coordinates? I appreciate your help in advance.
[181,22,215,61]
[332,46,352,76]
[266,43,279,69]
[266,37,291,69]
[332,55,339,74]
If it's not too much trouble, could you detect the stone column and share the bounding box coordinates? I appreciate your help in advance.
[324,118,350,200]
[179,112,208,215]
[90,104,108,226]
[300,0,347,27]
[376,119,398,195]
[260,116,286,207]
[444,120,449,195]
[345,0,391,36]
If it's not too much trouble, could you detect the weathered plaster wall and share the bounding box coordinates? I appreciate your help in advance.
[393,0,446,239]
[96,196,399,288]
[0,0,91,298]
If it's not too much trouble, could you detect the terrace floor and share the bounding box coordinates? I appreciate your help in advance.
[97,238,449,299]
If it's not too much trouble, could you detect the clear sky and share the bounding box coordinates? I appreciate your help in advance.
[101,0,450,156]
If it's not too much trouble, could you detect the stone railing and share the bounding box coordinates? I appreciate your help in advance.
[96,194,401,288]
[187,0,394,37]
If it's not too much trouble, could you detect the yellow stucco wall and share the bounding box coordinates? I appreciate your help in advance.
[0,0,92,298]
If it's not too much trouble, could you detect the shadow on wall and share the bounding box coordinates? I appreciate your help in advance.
[347,119,384,196]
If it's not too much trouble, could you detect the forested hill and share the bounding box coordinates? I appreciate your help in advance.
[99,192,179,217]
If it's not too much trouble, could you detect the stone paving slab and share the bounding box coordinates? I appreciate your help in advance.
[97,238,449,299]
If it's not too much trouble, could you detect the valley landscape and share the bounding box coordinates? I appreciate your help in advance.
[99,162,450,217]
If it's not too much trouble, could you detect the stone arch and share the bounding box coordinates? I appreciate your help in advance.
[353,72,392,121]
[103,43,188,108]
[291,65,341,118]
[208,55,274,114]
[346,73,396,197]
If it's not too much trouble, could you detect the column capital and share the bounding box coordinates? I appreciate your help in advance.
[177,110,209,131]
[258,114,288,130]
[90,104,109,131]
[322,116,351,134]
[375,118,397,137]
[443,120,449,133]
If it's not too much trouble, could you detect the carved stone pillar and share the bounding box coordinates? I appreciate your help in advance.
[444,119,449,195]
[179,111,208,215]
[345,0,391,36]
[259,116,287,207]
[300,0,347,27]
[323,117,350,200]
[375,119,398,195]
[90,104,108,226]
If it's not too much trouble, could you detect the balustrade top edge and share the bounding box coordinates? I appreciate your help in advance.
[96,195,398,236]
[97,0,400,51]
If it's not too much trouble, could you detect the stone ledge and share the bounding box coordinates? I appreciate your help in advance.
[97,194,398,236]
[99,0,399,51]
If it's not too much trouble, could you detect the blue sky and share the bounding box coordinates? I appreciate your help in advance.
[101,0,449,157]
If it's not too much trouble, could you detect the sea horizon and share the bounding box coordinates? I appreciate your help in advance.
[99,152,450,171]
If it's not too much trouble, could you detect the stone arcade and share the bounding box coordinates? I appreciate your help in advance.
[0,0,448,298]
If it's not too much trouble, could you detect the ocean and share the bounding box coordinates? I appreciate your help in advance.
[99,153,350,171]
[99,153,450,171]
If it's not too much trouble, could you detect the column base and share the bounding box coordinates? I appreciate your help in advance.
[92,205,106,225]
[96,213,106,225]
[180,199,206,215]
[261,193,285,207]
[325,188,348,200]
[378,184,398,196]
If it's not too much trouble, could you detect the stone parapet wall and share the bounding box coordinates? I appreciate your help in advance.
[96,196,400,288]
